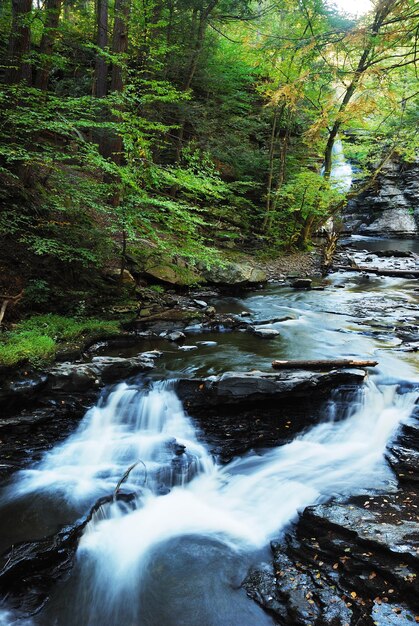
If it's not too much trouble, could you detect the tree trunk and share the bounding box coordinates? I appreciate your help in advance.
[175,0,218,162]
[110,0,130,95]
[100,0,130,162]
[94,0,108,97]
[5,0,32,85]
[323,0,397,179]
[272,359,378,370]
[35,0,63,91]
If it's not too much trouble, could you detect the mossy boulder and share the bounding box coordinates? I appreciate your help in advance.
[202,262,267,285]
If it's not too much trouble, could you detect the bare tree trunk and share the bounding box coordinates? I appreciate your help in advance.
[175,0,218,162]
[94,0,108,97]
[35,0,63,91]
[110,0,130,95]
[5,0,32,85]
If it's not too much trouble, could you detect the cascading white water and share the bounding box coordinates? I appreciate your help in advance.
[12,381,213,502]
[5,373,414,625]
[330,137,353,192]
[2,273,418,625]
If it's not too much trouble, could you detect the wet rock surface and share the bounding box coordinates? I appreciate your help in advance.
[0,391,97,480]
[177,369,366,409]
[244,393,419,625]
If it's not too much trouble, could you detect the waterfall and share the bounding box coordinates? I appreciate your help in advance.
[330,137,353,192]
[3,374,414,625]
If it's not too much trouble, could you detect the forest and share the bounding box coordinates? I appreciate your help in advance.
[0,0,418,364]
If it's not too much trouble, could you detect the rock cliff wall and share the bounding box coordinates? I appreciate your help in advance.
[343,158,419,237]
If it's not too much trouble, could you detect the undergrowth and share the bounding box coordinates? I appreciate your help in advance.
[0,314,121,367]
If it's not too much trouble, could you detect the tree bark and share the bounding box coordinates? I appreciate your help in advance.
[94,0,108,97]
[35,0,63,91]
[110,0,130,94]
[272,359,378,370]
[5,0,32,85]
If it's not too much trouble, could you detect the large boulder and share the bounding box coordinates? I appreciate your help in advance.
[141,263,201,286]
[201,262,267,286]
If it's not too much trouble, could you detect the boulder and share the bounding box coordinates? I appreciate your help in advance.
[202,262,267,286]
[291,278,312,289]
[142,263,201,286]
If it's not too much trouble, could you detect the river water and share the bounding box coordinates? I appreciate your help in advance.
[0,248,418,625]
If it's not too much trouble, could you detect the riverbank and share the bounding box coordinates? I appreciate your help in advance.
[0,249,323,370]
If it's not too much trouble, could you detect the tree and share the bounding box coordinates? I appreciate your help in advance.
[94,0,108,97]
[322,0,419,178]
[5,0,32,84]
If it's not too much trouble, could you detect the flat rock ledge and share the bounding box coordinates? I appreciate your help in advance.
[46,355,157,392]
[176,369,366,408]
[0,354,158,408]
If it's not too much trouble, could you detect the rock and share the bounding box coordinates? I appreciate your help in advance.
[139,350,163,359]
[240,311,252,317]
[176,369,366,408]
[291,278,312,289]
[166,331,186,342]
[343,157,419,237]
[139,309,152,317]
[178,345,198,351]
[0,372,49,408]
[205,306,216,316]
[106,268,136,285]
[252,316,293,325]
[249,327,280,339]
[202,262,267,286]
[142,263,201,286]
[374,249,414,258]
[136,309,201,323]
[47,356,155,391]
[193,299,208,308]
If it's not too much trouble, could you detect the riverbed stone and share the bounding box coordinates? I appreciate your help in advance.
[291,278,312,289]
[166,331,186,342]
[250,327,280,338]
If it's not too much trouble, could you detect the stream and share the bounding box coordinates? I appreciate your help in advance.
[0,239,418,625]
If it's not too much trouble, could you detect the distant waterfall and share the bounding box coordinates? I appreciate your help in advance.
[330,137,353,192]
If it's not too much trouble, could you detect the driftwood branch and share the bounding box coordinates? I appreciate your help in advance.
[113,459,147,500]
[272,358,378,370]
[0,290,24,326]
[333,265,419,278]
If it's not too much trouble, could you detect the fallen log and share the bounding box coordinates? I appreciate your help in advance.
[272,358,378,370]
[333,265,419,278]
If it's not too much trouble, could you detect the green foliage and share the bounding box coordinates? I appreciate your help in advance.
[0,315,121,367]
[0,0,417,323]
[271,171,343,247]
